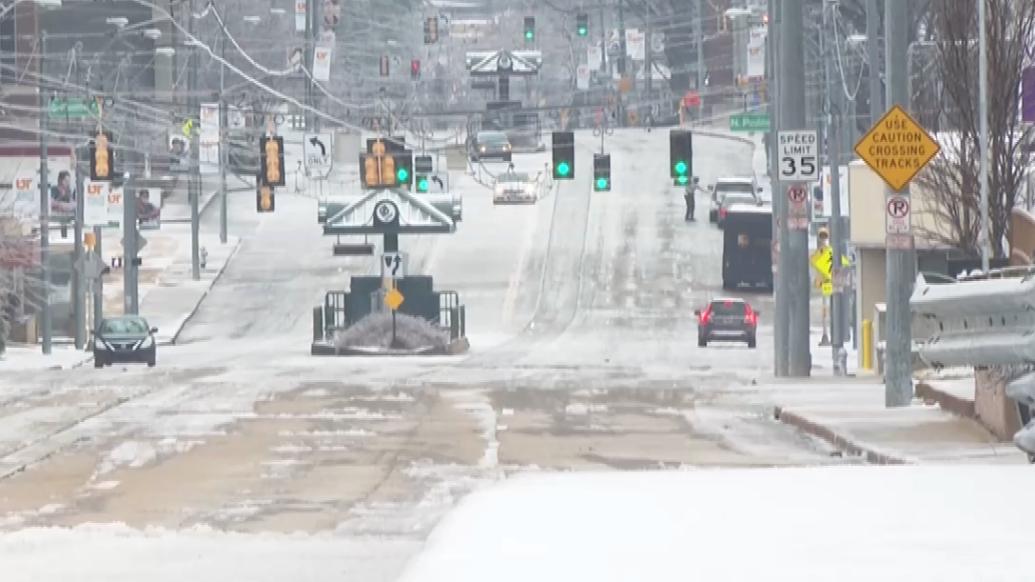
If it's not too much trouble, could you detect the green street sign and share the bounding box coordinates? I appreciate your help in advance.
[49,98,100,119]
[729,112,770,132]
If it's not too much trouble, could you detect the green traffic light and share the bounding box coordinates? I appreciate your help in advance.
[595,177,609,190]
[417,178,429,192]
[397,167,409,182]
[676,175,689,185]
[578,26,588,36]
[674,160,688,175]
[525,30,534,40]
[556,161,571,177]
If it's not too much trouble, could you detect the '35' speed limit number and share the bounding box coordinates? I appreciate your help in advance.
[778,130,819,182]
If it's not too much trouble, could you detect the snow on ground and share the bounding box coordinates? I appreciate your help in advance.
[399,466,1034,582]
[0,524,418,582]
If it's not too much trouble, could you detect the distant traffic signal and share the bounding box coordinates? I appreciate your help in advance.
[593,153,611,191]
[380,55,390,77]
[423,16,439,44]
[669,129,692,185]
[415,154,433,174]
[256,182,275,213]
[90,131,114,181]
[576,13,589,37]
[259,135,285,186]
[416,175,430,192]
[410,59,421,80]
[524,16,535,42]
[395,150,413,187]
[552,131,575,180]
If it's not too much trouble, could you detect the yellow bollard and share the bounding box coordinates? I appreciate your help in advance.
[861,319,873,370]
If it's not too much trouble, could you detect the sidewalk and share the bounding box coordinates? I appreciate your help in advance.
[766,374,1028,464]
[0,223,240,371]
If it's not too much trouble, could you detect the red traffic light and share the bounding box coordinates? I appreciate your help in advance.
[410,59,421,79]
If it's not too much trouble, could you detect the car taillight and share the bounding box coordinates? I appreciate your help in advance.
[744,305,757,326]
[719,208,728,219]
[699,308,712,325]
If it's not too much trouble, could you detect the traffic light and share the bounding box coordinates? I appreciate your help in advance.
[256,182,275,213]
[410,59,421,80]
[395,150,413,187]
[90,131,114,181]
[552,131,575,180]
[669,129,692,185]
[416,175,430,192]
[423,16,439,44]
[593,153,611,191]
[360,140,415,189]
[577,13,589,37]
[380,55,390,77]
[524,16,535,42]
[260,136,285,186]
[415,154,433,174]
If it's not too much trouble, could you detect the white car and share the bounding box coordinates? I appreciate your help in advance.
[493,171,540,204]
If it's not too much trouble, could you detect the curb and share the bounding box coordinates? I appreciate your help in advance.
[773,406,911,465]
[915,381,976,420]
[691,127,757,148]
[169,238,244,345]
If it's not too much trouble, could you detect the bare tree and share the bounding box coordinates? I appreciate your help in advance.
[916,0,1035,257]
[0,202,43,355]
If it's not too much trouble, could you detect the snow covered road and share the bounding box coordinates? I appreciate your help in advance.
[0,130,842,580]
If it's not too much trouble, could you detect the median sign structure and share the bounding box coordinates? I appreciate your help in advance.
[855,104,940,192]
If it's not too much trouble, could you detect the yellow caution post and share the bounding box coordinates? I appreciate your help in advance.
[861,319,873,370]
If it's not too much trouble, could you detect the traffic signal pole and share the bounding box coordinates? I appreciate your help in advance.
[38,31,51,354]
[781,0,811,376]
[769,0,787,376]
[883,0,913,406]
[188,0,201,281]
[824,1,846,375]
[219,34,228,244]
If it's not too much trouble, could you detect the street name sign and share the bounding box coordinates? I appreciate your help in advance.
[778,130,818,181]
[855,104,940,191]
[730,112,770,132]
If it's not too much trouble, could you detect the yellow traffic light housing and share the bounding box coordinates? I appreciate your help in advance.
[90,131,114,181]
[256,182,275,213]
[259,136,285,186]
[360,139,400,189]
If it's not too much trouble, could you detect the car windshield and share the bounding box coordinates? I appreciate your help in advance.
[100,317,149,335]
[479,132,509,144]
[722,194,758,207]
[710,300,745,315]
[499,173,529,183]
[717,182,755,194]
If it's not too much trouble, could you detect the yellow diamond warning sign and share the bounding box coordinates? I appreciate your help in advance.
[854,104,940,192]
[385,287,405,311]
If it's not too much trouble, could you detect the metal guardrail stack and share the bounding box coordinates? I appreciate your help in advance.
[910,268,1035,460]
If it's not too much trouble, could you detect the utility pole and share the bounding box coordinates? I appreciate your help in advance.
[219,34,228,244]
[304,0,315,131]
[824,0,846,375]
[769,0,786,376]
[782,0,811,376]
[38,31,51,355]
[978,0,990,272]
[884,0,913,406]
[188,0,201,281]
[93,223,103,328]
[866,0,881,126]
[695,0,704,93]
[123,169,139,314]
[73,146,85,350]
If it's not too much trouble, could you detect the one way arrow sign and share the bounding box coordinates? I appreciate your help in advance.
[304,133,332,175]
[381,252,406,279]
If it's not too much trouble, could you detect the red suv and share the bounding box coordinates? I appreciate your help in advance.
[695,298,758,348]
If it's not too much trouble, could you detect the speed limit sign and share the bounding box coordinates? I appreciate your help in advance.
[778,130,819,181]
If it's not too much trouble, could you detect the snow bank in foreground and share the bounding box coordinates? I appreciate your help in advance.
[400,465,1035,582]
[0,523,418,582]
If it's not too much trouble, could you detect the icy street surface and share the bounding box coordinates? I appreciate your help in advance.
[399,465,1035,582]
[0,131,846,580]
